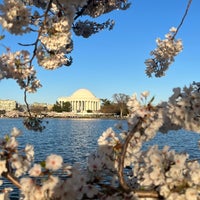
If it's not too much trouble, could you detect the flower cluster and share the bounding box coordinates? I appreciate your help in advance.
[133,145,200,199]
[88,127,121,174]
[83,0,131,18]
[22,163,99,200]
[127,91,164,142]
[165,82,200,133]
[0,50,41,92]
[36,45,71,70]
[145,27,183,77]
[0,0,31,35]
[0,128,34,178]
[39,16,72,52]
[73,19,115,38]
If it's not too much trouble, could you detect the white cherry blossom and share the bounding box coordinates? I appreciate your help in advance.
[29,164,42,177]
[0,160,7,176]
[45,154,63,171]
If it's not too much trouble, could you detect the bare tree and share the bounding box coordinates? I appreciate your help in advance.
[112,93,130,118]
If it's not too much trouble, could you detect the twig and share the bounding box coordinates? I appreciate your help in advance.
[2,172,21,189]
[18,42,36,46]
[74,0,93,21]
[135,190,159,198]
[173,0,193,39]
[24,89,31,115]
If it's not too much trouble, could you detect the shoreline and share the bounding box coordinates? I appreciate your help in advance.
[0,111,127,120]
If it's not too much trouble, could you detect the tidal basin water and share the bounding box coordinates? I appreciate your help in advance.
[0,118,128,166]
[0,118,200,199]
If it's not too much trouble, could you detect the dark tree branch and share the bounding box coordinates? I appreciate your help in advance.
[173,0,193,39]
[118,119,143,191]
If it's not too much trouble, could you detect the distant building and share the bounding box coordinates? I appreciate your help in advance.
[31,102,48,112]
[57,88,101,113]
[0,99,18,111]
[32,102,48,108]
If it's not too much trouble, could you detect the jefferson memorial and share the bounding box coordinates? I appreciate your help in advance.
[57,88,101,113]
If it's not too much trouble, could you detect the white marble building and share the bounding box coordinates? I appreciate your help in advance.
[0,99,18,111]
[57,88,101,113]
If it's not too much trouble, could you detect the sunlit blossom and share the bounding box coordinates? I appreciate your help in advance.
[11,127,21,137]
[6,137,18,149]
[0,160,7,175]
[145,27,183,77]
[45,154,63,171]
[29,164,42,177]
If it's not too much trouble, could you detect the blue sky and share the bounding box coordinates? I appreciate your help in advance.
[0,0,200,105]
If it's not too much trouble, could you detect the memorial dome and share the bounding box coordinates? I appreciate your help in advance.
[71,88,97,99]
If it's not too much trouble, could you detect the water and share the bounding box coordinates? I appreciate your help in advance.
[0,118,127,165]
[144,130,200,160]
[0,118,200,199]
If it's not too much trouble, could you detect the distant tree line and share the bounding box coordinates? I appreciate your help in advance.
[23,93,130,118]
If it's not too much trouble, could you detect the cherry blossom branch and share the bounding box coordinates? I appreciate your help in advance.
[173,0,193,39]
[118,119,142,191]
[135,190,159,198]
[74,0,93,21]
[2,172,21,189]
[18,42,37,46]
[24,89,31,114]
[118,119,160,198]
[23,0,53,119]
